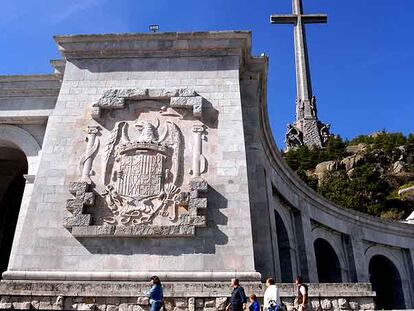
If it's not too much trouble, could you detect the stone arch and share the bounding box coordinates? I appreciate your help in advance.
[369,255,405,309]
[0,125,41,175]
[312,228,348,282]
[0,125,41,277]
[274,208,294,282]
[0,140,28,274]
[365,246,408,309]
[313,238,342,283]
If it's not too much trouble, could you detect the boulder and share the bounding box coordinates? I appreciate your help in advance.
[398,185,414,199]
[392,160,406,174]
[346,143,367,154]
[315,160,338,181]
[341,154,364,172]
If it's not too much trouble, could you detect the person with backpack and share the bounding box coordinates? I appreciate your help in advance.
[249,294,260,311]
[294,276,308,311]
[264,278,281,311]
[226,278,247,311]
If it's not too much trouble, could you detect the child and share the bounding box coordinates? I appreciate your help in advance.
[249,294,260,311]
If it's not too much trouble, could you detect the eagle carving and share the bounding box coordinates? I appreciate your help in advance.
[102,119,186,226]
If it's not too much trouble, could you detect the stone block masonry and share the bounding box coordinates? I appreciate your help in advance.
[0,281,374,310]
[4,30,414,309]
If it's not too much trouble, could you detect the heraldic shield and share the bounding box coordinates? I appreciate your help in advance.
[102,119,185,226]
[116,151,164,198]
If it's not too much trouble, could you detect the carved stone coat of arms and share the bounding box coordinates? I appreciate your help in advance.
[64,88,209,238]
[103,119,184,226]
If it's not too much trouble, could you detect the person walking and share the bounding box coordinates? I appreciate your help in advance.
[294,276,308,311]
[249,294,260,311]
[264,278,281,311]
[145,275,163,311]
[226,278,247,311]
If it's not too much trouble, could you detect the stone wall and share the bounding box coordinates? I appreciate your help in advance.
[5,31,258,279]
[1,30,414,309]
[239,39,414,308]
[0,281,374,310]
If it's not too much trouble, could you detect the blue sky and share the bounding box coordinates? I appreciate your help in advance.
[1,0,413,147]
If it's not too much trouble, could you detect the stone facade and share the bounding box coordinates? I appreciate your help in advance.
[0,282,375,311]
[0,31,413,310]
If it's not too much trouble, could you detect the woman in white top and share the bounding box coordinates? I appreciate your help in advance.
[264,278,281,310]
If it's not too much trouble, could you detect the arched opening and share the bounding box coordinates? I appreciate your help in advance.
[369,255,405,309]
[314,238,342,283]
[274,210,293,282]
[0,141,28,275]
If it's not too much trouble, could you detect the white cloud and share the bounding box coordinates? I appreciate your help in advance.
[51,0,107,24]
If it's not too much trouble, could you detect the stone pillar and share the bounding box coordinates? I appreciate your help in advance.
[80,125,100,183]
[343,235,358,282]
[300,206,318,282]
[192,124,204,177]
[407,248,414,307]
[266,176,281,281]
[349,228,369,282]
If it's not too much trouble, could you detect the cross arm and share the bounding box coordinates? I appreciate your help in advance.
[270,14,327,24]
[270,14,297,24]
[301,14,327,24]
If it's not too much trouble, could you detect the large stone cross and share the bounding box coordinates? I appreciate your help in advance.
[271,0,326,117]
[271,0,331,150]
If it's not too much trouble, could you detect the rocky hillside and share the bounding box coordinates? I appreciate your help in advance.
[283,132,414,221]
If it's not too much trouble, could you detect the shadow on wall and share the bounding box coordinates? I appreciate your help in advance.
[69,57,238,74]
[0,145,28,275]
[369,254,405,310]
[78,185,228,255]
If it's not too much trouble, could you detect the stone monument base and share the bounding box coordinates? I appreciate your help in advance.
[0,280,375,310]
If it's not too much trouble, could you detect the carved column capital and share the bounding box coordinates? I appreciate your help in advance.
[85,125,101,135]
[192,123,204,133]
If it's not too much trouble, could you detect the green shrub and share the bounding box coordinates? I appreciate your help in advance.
[283,132,414,220]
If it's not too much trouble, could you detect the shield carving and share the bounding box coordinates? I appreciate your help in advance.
[102,119,183,226]
[115,152,164,198]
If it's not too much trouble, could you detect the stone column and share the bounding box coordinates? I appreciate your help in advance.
[192,124,204,177]
[349,227,369,282]
[407,248,414,307]
[81,125,100,183]
[266,172,281,281]
[300,206,318,282]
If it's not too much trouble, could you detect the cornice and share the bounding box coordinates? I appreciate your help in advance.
[0,88,60,98]
[0,74,59,82]
[53,31,252,68]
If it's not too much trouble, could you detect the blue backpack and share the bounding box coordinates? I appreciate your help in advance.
[268,300,280,311]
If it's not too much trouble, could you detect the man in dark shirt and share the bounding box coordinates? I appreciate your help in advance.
[226,278,247,311]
